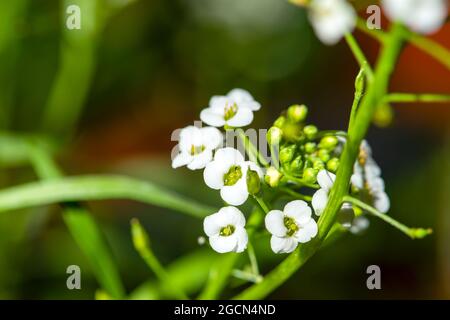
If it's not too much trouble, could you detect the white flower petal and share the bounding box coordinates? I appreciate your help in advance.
[351,172,364,189]
[226,107,254,127]
[218,206,246,228]
[312,188,329,216]
[179,126,202,152]
[270,236,298,254]
[228,88,261,111]
[203,213,223,237]
[234,227,248,253]
[203,160,228,189]
[265,210,287,237]
[220,178,248,206]
[187,149,212,170]
[200,127,223,150]
[309,0,356,45]
[295,219,318,243]
[374,191,390,214]
[209,96,228,111]
[171,152,192,169]
[283,200,312,226]
[317,170,336,191]
[214,147,245,165]
[200,108,226,127]
[209,234,238,253]
[350,216,370,234]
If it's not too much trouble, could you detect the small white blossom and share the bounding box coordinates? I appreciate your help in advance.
[172,126,222,170]
[349,216,370,234]
[311,170,336,216]
[265,200,318,254]
[200,89,260,128]
[308,0,356,45]
[351,140,390,213]
[203,206,248,253]
[382,0,448,34]
[203,147,262,206]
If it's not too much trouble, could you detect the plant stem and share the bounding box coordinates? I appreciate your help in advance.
[131,218,188,299]
[356,17,386,42]
[345,33,374,81]
[247,242,261,277]
[384,93,450,103]
[237,129,269,167]
[343,196,432,239]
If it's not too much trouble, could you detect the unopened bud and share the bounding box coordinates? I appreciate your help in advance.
[303,125,318,140]
[304,142,316,154]
[326,157,340,172]
[303,167,317,183]
[273,115,286,129]
[246,169,261,195]
[289,155,303,173]
[267,127,283,145]
[319,136,338,150]
[265,166,283,188]
[287,104,308,123]
[280,145,296,164]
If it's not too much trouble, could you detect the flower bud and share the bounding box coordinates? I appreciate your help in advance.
[373,103,393,128]
[318,149,330,162]
[273,115,286,129]
[319,136,338,150]
[287,104,308,123]
[289,155,303,173]
[354,68,365,94]
[267,126,283,145]
[313,159,325,170]
[326,157,340,172]
[303,167,317,183]
[265,166,283,188]
[131,218,150,252]
[304,142,316,154]
[279,145,296,164]
[246,169,261,195]
[303,125,318,140]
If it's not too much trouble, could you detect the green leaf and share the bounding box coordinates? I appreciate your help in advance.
[0,175,215,218]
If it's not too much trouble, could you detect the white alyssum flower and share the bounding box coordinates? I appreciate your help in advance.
[308,0,356,45]
[351,140,390,213]
[172,126,222,170]
[382,0,448,34]
[265,200,318,253]
[312,169,336,216]
[200,88,260,128]
[204,147,262,206]
[203,206,248,253]
[349,216,370,235]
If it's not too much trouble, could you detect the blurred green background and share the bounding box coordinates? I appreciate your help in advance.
[0,0,449,299]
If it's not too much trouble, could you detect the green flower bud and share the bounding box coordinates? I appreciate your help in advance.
[373,103,393,128]
[303,167,317,183]
[303,125,318,140]
[265,166,283,188]
[287,104,308,123]
[131,218,150,252]
[246,169,261,195]
[304,142,316,154]
[326,157,340,172]
[319,136,338,150]
[267,127,283,145]
[313,159,325,170]
[274,115,286,128]
[280,145,296,164]
[282,122,302,142]
[289,155,303,173]
[318,149,330,162]
[354,68,365,94]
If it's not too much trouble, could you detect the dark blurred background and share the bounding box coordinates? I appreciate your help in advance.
[0,0,449,299]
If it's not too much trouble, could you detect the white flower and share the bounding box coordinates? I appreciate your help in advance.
[308,0,356,45]
[200,89,260,128]
[311,170,336,216]
[203,147,262,206]
[351,140,390,214]
[349,216,370,234]
[172,126,222,170]
[203,206,248,253]
[265,200,318,254]
[382,0,448,34]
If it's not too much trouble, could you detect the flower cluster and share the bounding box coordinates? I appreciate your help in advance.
[172,88,390,254]
[297,0,448,46]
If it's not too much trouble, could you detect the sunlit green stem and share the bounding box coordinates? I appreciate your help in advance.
[343,196,432,239]
[384,93,450,104]
[131,218,188,299]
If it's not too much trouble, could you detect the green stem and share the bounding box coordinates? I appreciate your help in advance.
[0,174,215,219]
[233,23,406,300]
[237,129,269,167]
[384,93,450,103]
[131,218,188,299]
[343,196,432,239]
[356,17,386,42]
[345,33,374,81]
[247,242,261,277]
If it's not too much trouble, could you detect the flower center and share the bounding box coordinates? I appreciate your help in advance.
[190,144,205,156]
[224,102,238,121]
[284,216,299,237]
[220,224,235,237]
[223,165,242,186]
